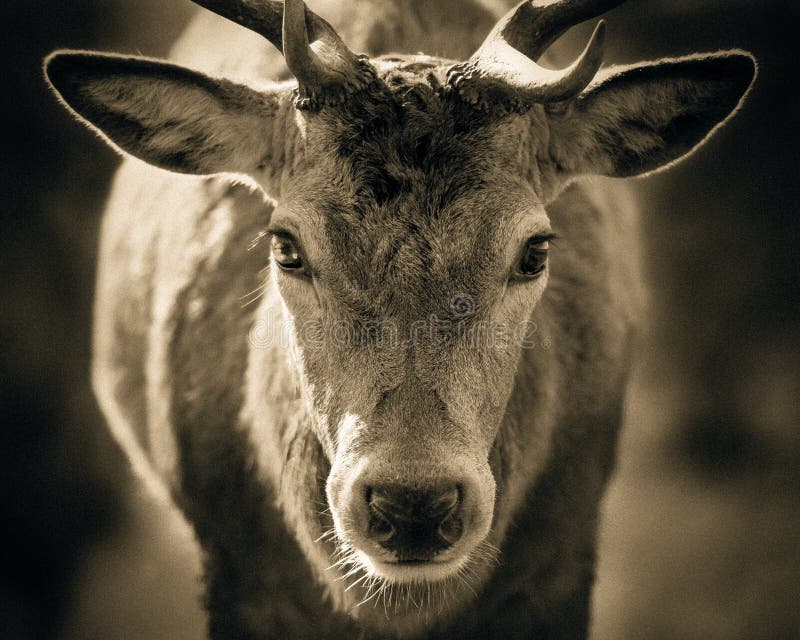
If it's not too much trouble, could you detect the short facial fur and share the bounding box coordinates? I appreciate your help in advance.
[44,1,756,637]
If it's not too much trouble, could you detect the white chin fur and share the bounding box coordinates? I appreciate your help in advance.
[354,549,468,584]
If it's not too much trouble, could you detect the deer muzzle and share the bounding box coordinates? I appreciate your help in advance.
[327,453,496,583]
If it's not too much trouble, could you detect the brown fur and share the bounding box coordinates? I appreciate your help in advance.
[45,1,755,638]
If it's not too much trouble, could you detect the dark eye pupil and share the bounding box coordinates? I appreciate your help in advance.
[518,239,549,276]
[271,235,303,270]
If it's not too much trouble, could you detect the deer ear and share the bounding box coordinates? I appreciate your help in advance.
[45,51,281,176]
[547,52,756,178]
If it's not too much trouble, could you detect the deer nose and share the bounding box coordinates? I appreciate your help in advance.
[365,484,463,561]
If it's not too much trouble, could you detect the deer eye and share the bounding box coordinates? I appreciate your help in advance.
[270,233,305,272]
[514,236,551,280]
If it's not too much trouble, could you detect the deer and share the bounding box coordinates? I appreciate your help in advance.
[44,0,755,638]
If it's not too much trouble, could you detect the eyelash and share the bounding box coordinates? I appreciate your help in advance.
[512,233,556,281]
[270,231,307,274]
[267,229,556,282]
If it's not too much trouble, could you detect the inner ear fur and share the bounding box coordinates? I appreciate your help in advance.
[45,50,283,176]
[547,51,757,178]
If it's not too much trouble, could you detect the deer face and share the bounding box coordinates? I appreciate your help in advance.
[268,81,553,589]
[45,0,755,631]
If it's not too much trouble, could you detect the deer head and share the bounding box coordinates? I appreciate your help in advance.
[45,0,756,631]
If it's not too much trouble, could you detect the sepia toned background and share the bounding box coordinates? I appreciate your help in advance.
[2,1,797,638]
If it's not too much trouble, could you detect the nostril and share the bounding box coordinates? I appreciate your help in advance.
[437,511,463,545]
[363,483,465,556]
[367,500,396,545]
[432,485,460,518]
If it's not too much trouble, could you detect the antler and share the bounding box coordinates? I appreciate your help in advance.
[190,0,284,49]
[190,0,375,108]
[448,0,624,110]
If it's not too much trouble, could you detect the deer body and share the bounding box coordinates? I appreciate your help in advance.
[47,1,754,638]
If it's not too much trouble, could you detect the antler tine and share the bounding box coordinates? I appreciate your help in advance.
[282,0,371,100]
[503,0,624,61]
[282,0,376,107]
[448,0,616,110]
[526,19,606,101]
[190,0,284,51]
[191,0,376,109]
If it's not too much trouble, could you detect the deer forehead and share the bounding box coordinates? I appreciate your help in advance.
[272,60,551,315]
[274,175,549,321]
[277,199,548,320]
[299,57,550,174]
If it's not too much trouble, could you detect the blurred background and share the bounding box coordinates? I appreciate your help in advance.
[2,1,797,638]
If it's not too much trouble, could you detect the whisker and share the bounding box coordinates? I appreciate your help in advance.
[383,582,390,612]
[345,572,370,592]
[457,570,478,599]
[355,579,382,608]
[239,283,268,308]
[338,564,365,581]
[248,230,269,251]
[314,528,337,544]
